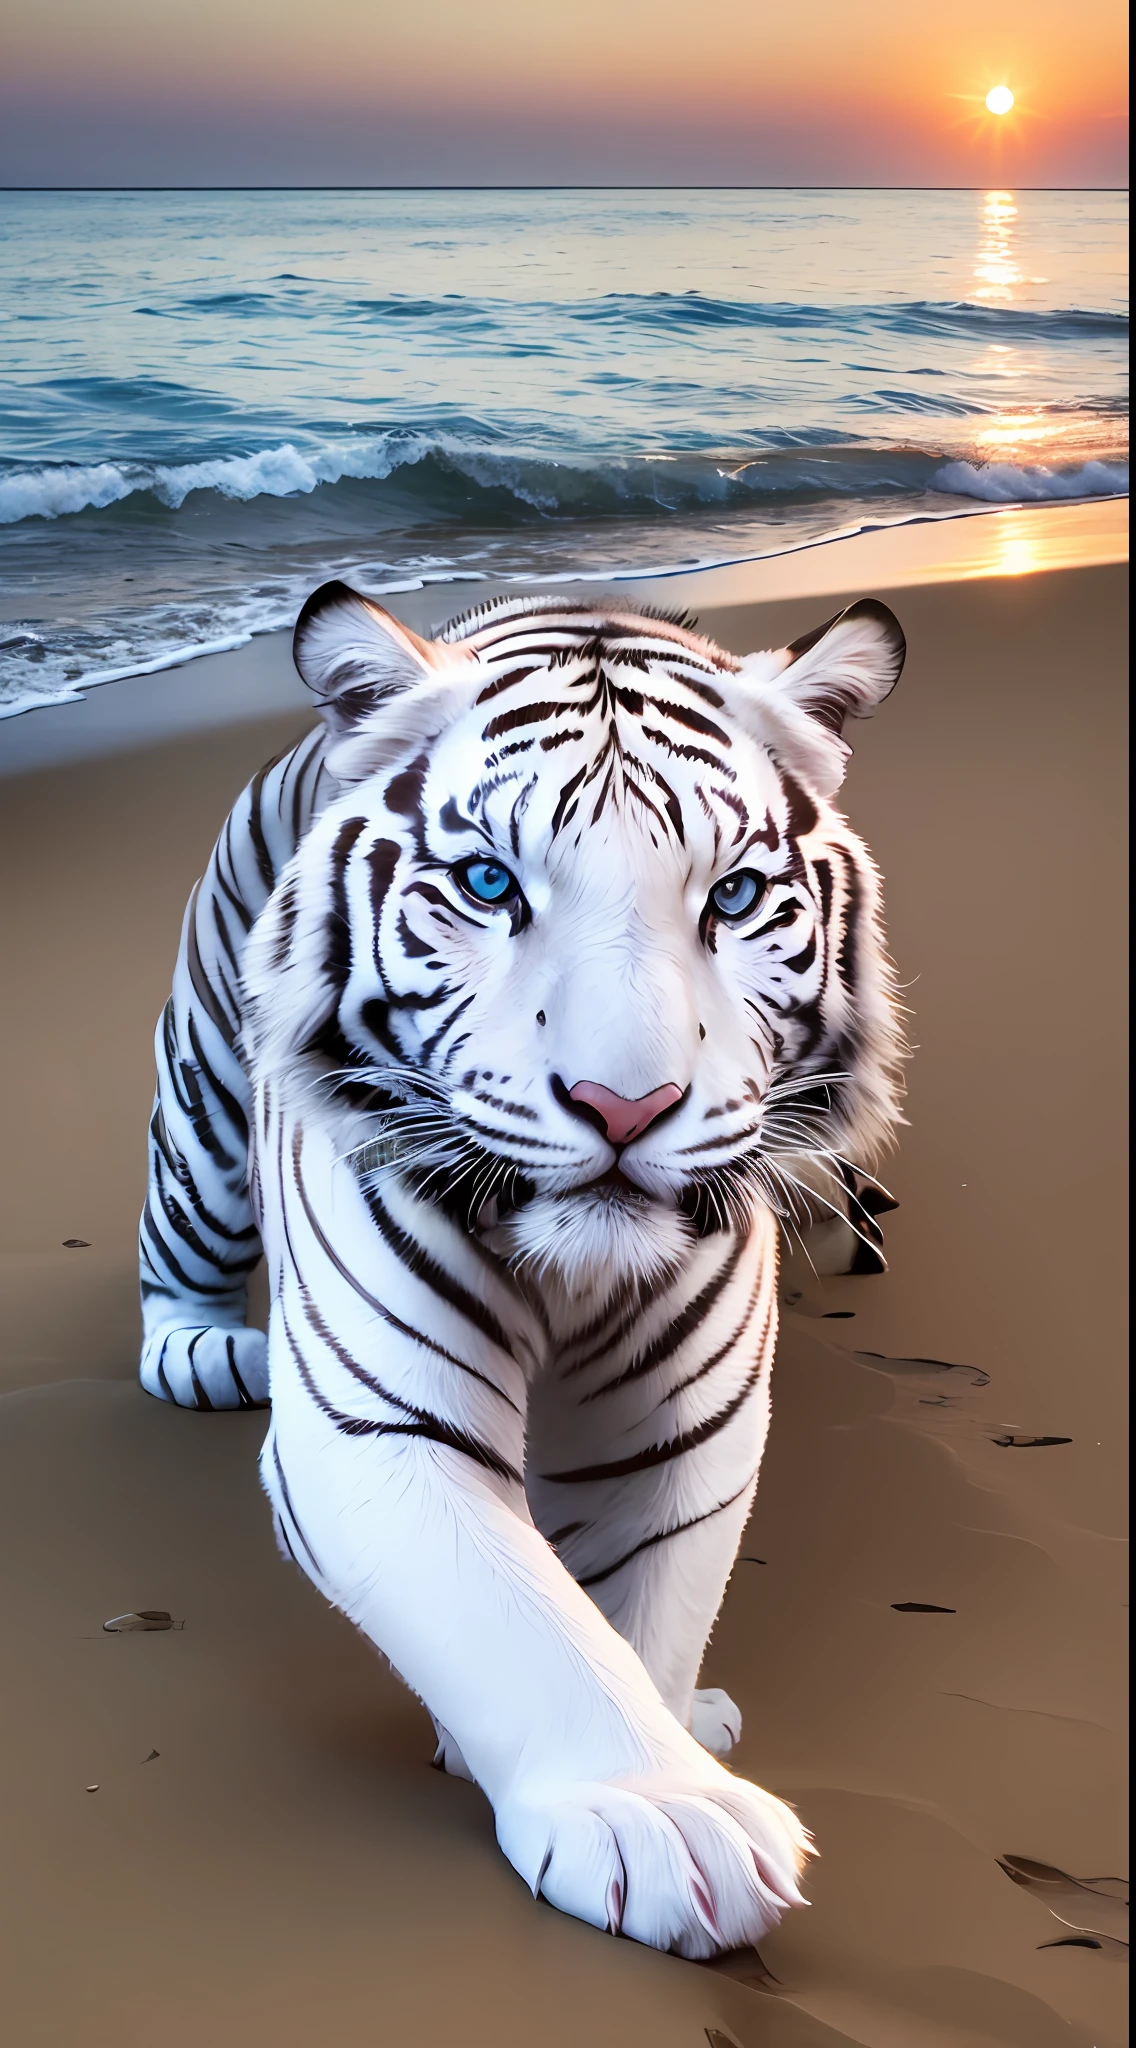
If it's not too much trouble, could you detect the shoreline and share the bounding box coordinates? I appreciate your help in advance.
[0,495,1128,777]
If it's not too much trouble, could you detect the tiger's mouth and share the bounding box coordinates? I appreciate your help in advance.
[354,1087,762,1243]
[474,1164,762,1253]
[582,1164,647,1198]
[473,1164,651,1234]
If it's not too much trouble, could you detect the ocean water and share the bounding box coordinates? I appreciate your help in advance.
[0,187,1128,717]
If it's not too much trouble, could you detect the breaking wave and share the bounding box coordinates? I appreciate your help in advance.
[0,435,1127,531]
[929,457,1129,502]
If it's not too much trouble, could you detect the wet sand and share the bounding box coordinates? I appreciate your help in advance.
[0,513,1128,2045]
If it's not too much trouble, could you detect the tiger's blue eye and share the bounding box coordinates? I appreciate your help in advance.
[456,858,517,906]
[708,871,765,920]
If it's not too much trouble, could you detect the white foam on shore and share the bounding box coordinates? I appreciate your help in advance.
[0,573,480,722]
[0,631,271,721]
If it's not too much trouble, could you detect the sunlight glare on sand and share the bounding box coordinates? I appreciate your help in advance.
[992,511,1042,576]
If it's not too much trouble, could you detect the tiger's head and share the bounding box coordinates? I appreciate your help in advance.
[244,582,906,1300]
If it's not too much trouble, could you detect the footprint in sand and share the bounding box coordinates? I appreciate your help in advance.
[998,1855,1129,1953]
[102,1610,175,1633]
[990,1433,1073,1448]
[854,1351,990,1388]
[848,1357,1075,1451]
[853,1352,994,1442]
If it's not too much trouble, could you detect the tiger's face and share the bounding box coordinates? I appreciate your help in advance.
[246,586,906,1299]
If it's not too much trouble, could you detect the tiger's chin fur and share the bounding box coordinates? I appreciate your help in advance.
[497,1182,695,1302]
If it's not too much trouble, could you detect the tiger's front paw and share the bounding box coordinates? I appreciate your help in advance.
[495,1767,810,1958]
[141,1324,269,1409]
[690,1687,743,1758]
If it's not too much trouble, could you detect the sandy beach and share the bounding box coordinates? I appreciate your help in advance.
[0,504,1127,2047]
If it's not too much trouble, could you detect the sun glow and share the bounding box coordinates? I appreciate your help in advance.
[985,85,1015,116]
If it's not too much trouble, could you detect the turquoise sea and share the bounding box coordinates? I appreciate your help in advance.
[0,187,1127,715]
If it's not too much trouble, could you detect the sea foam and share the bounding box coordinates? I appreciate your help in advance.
[930,459,1130,502]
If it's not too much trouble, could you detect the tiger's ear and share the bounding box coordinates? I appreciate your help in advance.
[736,598,905,796]
[293,580,458,733]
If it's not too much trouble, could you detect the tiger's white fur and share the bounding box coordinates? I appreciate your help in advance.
[139,582,906,1958]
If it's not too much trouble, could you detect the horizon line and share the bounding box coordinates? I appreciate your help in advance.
[2,182,1130,194]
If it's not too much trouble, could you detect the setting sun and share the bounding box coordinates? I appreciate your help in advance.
[985,85,1015,115]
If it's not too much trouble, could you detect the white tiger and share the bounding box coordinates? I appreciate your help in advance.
[139,581,906,1958]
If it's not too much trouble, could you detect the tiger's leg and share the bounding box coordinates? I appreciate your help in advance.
[139,885,267,1409]
[139,728,333,1410]
[261,1120,808,1958]
[525,1214,778,1757]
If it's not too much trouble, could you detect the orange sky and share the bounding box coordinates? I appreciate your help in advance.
[1,0,1128,184]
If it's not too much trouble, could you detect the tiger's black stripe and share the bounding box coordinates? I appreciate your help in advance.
[544,1363,765,1485]
[357,1179,518,1361]
[281,1302,523,1484]
[290,1131,521,1412]
[578,1238,747,1398]
[577,1475,756,1590]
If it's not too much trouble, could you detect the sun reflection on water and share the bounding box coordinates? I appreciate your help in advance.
[973,409,1124,469]
[970,193,1027,459]
[974,190,1022,303]
[977,413,1063,452]
[962,193,1126,473]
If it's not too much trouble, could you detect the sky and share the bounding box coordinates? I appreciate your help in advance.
[1,0,1128,187]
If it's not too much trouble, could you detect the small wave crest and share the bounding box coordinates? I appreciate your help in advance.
[148,286,1129,348]
[930,457,1129,502]
[0,461,142,524]
[569,295,1130,345]
[0,440,410,525]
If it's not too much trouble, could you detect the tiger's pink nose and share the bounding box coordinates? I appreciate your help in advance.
[568,1081,684,1147]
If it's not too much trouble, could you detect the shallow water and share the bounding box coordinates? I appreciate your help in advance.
[0,187,1127,714]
